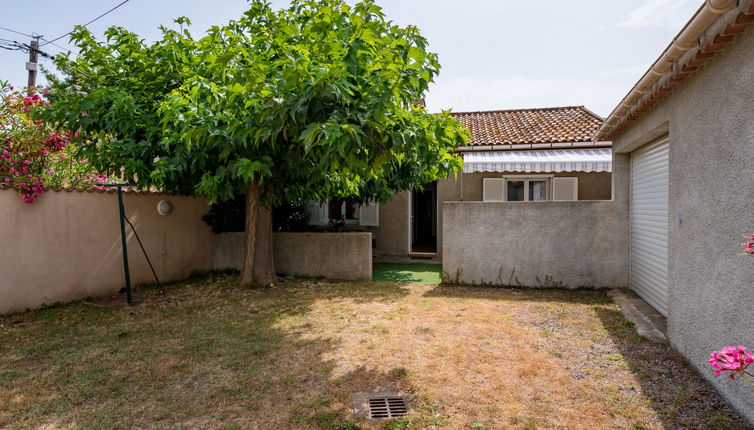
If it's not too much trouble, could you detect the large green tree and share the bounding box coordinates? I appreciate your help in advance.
[46,0,468,285]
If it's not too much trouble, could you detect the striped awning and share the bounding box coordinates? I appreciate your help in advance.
[462,148,612,173]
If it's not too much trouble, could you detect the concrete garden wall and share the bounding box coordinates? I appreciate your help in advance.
[442,198,629,288]
[441,154,630,288]
[610,19,754,424]
[0,189,214,314]
[368,171,612,258]
[214,232,372,280]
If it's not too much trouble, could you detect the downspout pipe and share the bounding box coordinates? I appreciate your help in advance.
[603,0,738,128]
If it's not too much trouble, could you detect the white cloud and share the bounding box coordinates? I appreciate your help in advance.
[617,0,700,28]
[425,66,646,118]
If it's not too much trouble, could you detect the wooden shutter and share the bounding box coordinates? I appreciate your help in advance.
[359,201,379,226]
[307,200,327,225]
[482,178,504,201]
[552,177,578,201]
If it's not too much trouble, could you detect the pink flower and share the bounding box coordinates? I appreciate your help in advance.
[709,346,754,380]
[23,160,31,165]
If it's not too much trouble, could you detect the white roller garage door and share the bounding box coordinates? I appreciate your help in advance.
[630,136,669,316]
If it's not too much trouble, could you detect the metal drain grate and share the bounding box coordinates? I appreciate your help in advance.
[367,396,409,419]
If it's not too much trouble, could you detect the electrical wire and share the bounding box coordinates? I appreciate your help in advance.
[0,25,33,38]
[39,37,79,57]
[40,37,72,52]
[0,40,23,51]
[41,0,131,47]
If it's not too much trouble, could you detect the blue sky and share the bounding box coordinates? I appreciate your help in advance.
[0,0,701,117]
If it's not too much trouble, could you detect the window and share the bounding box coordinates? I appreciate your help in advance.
[329,198,360,224]
[504,176,550,201]
[307,199,379,226]
[483,176,579,202]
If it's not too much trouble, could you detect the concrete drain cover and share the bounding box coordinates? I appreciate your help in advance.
[353,391,410,420]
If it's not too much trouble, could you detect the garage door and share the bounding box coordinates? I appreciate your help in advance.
[630,136,669,316]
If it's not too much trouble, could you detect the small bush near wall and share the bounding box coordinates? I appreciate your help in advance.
[202,196,245,233]
[202,195,310,233]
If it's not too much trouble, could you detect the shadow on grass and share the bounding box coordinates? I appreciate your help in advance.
[424,284,749,429]
[372,263,442,285]
[0,273,421,430]
[423,283,612,305]
[593,306,749,429]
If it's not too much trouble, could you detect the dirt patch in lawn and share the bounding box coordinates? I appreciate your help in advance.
[0,274,748,429]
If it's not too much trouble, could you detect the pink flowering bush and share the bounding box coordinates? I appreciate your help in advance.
[710,346,754,387]
[708,239,753,388]
[0,82,107,203]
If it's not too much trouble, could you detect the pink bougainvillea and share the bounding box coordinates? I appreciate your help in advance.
[0,87,68,203]
[1,83,109,203]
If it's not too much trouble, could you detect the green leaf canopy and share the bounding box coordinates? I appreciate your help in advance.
[46,0,469,205]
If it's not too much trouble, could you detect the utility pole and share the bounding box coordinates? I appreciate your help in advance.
[25,36,40,95]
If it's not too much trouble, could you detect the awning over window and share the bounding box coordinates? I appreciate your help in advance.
[462,148,612,173]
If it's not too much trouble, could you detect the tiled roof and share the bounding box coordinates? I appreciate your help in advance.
[451,106,603,147]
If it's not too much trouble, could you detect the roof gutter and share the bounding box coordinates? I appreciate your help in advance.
[596,0,739,139]
[455,141,612,152]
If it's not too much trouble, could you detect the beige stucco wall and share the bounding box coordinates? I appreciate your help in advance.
[0,189,213,314]
[365,191,409,257]
[441,166,629,288]
[610,22,754,424]
[370,170,612,257]
[214,232,372,280]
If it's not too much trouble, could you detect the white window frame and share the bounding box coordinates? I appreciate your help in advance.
[329,199,361,225]
[308,199,379,226]
[502,175,553,202]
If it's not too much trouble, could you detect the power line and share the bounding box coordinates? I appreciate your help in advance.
[0,40,24,51]
[0,44,22,51]
[40,37,77,55]
[41,0,131,47]
[0,25,34,38]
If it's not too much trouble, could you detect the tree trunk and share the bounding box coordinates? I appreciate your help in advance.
[239,180,276,286]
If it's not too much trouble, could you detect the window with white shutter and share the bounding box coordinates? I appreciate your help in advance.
[483,178,505,201]
[307,200,328,225]
[551,177,579,201]
[307,199,379,226]
[359,201,379,226]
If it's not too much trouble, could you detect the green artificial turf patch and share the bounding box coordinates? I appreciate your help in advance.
[372,263,442,285]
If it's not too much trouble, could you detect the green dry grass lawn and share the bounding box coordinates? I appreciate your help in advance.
[0,273,748,430]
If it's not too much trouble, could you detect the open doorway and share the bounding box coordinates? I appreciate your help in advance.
[409,182,437,255]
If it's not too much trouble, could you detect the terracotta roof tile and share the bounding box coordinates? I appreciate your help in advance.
[451,106,603,147]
